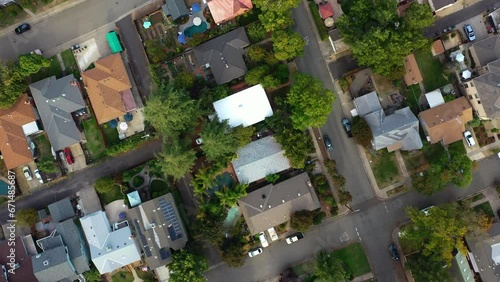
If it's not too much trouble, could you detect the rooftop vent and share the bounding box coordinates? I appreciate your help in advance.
[43,260,49,266]
[261,194,266,199]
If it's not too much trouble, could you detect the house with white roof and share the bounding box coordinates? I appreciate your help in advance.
[213,84,273,128]
[424,89,445,109]
[79,211,141,274]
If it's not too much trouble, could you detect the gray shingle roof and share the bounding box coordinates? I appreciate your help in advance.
[430,0,456,10]
[238,172,320,235]
[232,136,291,184]
[48,198,75,223]
[29,75,86,151]
[129,193,188,269]
[353,91,382,117]
[55,219,90,275]
[470,35,500,67]
[32,237,78,282]
[162,0,189,21]
[473,72,500,119]
[194,27,250,85]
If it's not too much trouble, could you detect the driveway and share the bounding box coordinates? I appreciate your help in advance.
[456,14,489,43]
[328,54,360,80]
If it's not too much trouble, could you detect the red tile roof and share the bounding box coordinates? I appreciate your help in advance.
[319,2,334,19]
[207,0,253,24]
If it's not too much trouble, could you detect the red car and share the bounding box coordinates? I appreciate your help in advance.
[64,148,74,165]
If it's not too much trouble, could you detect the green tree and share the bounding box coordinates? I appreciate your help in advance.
[290,210,314,232]
[245,65,270,85]
[94,176,117,194]
[447,142,473,188]
[314,251,348,282]
[253,0,301,12]
[36,157,59,173]
[215,183,248,207]
[351,116,373,148]
[83,268,102,282]
[200,117,239,162]
[338,190,352,206]
[144,84,199,137]
[275,128,313,168]
[265,173,280,183]
[0,61,25,109]
[247,45,267,62]
[156,140,196,180]
[331,174,346,188]
[145,39,167,63]
[173,71,195,90]
[219,237,246,267]
[336,0,433,78]
[199,85,231,113]
[468,116,481,128]
[259,10,293,32]
[272,30,305,61]
[17,54,50,77]
[192,198,227,244]
[405,253,451,282]
[262,75,280,90]
[287,73,335,130]
[246,22,266,42]
[17,209,38,226]
[233,125,255,148]
[169,249,208,282]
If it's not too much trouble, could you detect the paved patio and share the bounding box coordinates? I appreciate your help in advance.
[117,108,146,139]
[105,199,128,224]
[178,2,210,33]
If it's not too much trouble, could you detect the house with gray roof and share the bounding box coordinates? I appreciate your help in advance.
[428,0,456,12]
[48,197,75,222]
[0,0,15,6]
[161,0,189,22]
[238,172,320,235]
[55,219,90,275]
[129,193,188,269]
[80,211,141,274]
[29,75,86,151]
[32,235,78,282]
[232,135,291,184]
[466,222,500,282]
[193,27,250,85]
[354,92,422,152]
[469,35,500,67]
[464,59,500,122]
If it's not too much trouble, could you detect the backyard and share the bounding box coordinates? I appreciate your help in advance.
[414,49,449,92]
[368,150,402,188]
[81,113,107,160]
[101,123,120,146]
[404,84,422,114]
[111,270,133,282]
[60,49,80,78]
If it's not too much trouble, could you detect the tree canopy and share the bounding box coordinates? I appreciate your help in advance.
[272,30,305,61]
[94,176,118,194]
[290,210,314,232]
[17,209,38,226]
[169,249,208,282]
[314,251,348,282]
[351,116,372,148]
[287,73,335,130]
[18,54,50,77]
[200,117,239,162]
[405,253,451,282]
[336,0,433,78]
[215,183,248,207]
[156,139,196,180]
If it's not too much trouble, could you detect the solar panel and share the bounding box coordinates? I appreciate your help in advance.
[158,198,182,239]
[158,248,171,260]
[134,220,152,257]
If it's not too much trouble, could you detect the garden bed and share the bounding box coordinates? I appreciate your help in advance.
[473,126,495,147]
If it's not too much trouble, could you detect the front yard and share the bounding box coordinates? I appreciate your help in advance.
[60,49,80,78]
[473,201,495,219]
[98,184,124,205]
[367,150,402,188]
[32,134,59,173]
[30,55,63,82]
[81,113,107,161]
[414,49,449,92]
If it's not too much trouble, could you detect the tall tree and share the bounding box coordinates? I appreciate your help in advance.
[245,65,270,85]
[314,251,348,282]
[290,210,314,232]
[287,73,335,130]
[275,128,313,168]
[169,249,208,282]
[405,253,451,282]
[156,140,196,180]
[219,237,246,267]
[17,54,50,77]
[200,117,239,162]
[247,45,267,62]
[259,10,293,32]
[234,125,255,148]
[272,30,305,61]
[0,61,25,109]
[215,183,248,207]
[253,0,301,12]
[173,71,195,90]
[145,39,167,63]
[336,0,433,78]
[351,116,373,148]
[144,84,199,137]
[338,190,353,210]
[17,209,38,226]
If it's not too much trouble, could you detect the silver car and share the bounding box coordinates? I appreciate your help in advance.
[248,248,263,257]
[23,166,32,181]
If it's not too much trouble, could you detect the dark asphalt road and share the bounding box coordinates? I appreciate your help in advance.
[424,0,500,38]
[0,139,162,223]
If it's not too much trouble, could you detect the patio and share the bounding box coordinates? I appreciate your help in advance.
[178,2,210,33]
[116,108,146,140]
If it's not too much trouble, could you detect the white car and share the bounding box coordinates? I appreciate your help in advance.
[286,232,304,244]
[33,169,43,184]
[267,227,279,241]
[259,232,269,248]
[463,130,476,147]
[23,166,32,181]
[421,206,434,216]
[248,248,263,257]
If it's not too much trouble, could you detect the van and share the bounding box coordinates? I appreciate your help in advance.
[267,227,278,241]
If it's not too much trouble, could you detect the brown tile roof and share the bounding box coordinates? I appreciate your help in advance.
[432,39,445,55]
[419,97,473,145]
[207,0,253,24]
[0,95,37,169]
[82,54,133,124]
[404,54,423,85]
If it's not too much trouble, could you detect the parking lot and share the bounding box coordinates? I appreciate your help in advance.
[456,14,489,43]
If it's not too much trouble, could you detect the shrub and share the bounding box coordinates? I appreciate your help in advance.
[313,211,326,225]
[325,195,336,206]
[468,116,481,128]
[290,210,314,232]
[247,45,266,62]
[265,173,280,183]
[246,22,266,42]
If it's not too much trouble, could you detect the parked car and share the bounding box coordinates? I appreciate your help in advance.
[259,231,269,248]
[463,130,476,147]
[33,169,43,184]
[388,243,400,261]
[15,23,31,35]
[23,166,32,181]
[342,118,352,137]
[267,227,279,241]
[248,248,263,257]
[463,24,476,41]
[323,134,333,151]
[63,148,74,165]
[286,232,304,244]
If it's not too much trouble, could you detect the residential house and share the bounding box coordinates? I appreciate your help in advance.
[419,97,473,145]
[466,222,500,281]
[354,91,422,152]
[81,54,137,125]
[129,193,188,269]
[54,219,91,276]
[32,236,79,282]
[318,2,334,19]
[469,35,500,68]
[80,211,141,274]
[161,0,189,22]
[193,27,250,85]
[29,75,86,151]
[47,197,75,223]
[424,89,445,108]
[450,250,474,282]
[464,59,500,123]
[428,0,456,13]
[0,236,38,282]
[403,54,423,85]
[207,0,253,25]
[0,94,39,170]
[213,84,273,127]
[237,172,320,235]
[232,136,291,184]
[0,0,15,6]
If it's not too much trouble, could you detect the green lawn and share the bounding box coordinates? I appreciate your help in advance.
[30,55,63,82]
[398,224,422,255]
[81,114,107,160]
[0,4,27,29]
[98,184,123,205]
[371,151,401,188]
[111,271,134,282]
[414,49,449,92]
[32,134,59,173]
[101,123,120,146]
[308,1,328,41]
[332,243,371,277]
[473,201,495,219]
[405,84,422,114]
[60,49,80,78]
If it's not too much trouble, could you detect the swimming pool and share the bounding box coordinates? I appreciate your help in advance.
[184,22,208,38]
[224,206,240,228]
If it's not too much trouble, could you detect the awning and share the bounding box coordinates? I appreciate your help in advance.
[106,31,123,54]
